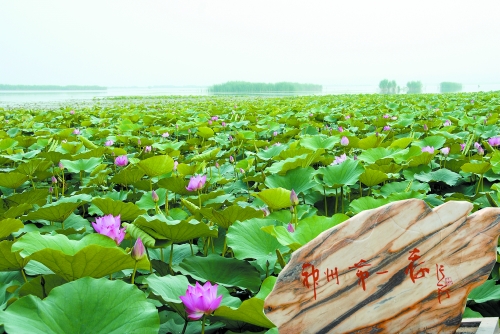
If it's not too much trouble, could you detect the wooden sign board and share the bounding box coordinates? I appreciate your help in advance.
[264,199,500,333]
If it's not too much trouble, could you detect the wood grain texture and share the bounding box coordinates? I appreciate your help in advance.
[264,199,500,334]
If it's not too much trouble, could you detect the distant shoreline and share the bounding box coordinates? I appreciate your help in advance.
[0,84,107,91]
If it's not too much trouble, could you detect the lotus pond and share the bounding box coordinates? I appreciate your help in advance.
[0,92,500,333]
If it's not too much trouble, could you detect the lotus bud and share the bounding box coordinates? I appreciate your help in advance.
[229,156,234,163]
[287,223,295,233]
[441,147,450,156]
[423,124,428,131]
[341,136,349,146]
[51,176,57,184]
[173,161,178,171]
[131,238,146,261]
[152,190,159,203]
[290,189,299,206]
[261,206,270,217]
[114,155,128,167]
[70,110,75,115]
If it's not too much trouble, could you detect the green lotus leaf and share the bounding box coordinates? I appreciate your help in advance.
[0,277,160,334]
[37,151,72,164]
[118,119,142,132]
[468,280,500,303]
[133,214,217,243]
[18,274,67,299]
[137,155,175,177]
[214,297,275,328]
[320,159,364,188]
[262,214,348,251]
[60,141,84,154]
[227,218,288,271]
[16,159,52,176]
[379,181,430,197]
[268,150,324,175]
[73,147,107,160]
[135,188,167,211]
[358,147,397,164]
[255,276,277,300]
[357,135,381,149]
[110,166,145,185]
[152,141,184,152]
[359,169,388,187]
[2,203,33,219]
[0,138,18,151]
[157,177,191,195]
[0,240,29,271]
[414,135,446,149]
[407,152,435,167]
[177,254,261,292]
[0,172,29,188]
[0,218,24,239]
[197,126,215,139]
[461,161,491,175]
[12,233,150,281]
[0,150,40,162]
[414,168,461,186]
[22,201,83,222]
[5,189,49,207]
[145,274,190,303]
[176,163,198,176]
[191,147,221,161]
[256,145,287,160]
[389,137,412,149]
[300,135,337,150]
[254,187,292,210]
[203,205,264,230]
[463,307,483,318]
[348,197,390,215]
[91,197,146,221]
[60,157,102,173]
[265,167,318,195]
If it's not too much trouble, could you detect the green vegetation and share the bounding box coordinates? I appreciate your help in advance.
[406,81,423,94]
[378,79,398,94]
[440,82,462,93]
[0,91,499,332]
[0,84,107,91]
[208,81,322,94]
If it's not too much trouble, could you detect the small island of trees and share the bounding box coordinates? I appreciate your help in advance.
[208,81,322,94]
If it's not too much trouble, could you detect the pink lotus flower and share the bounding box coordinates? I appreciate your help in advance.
[488,137,500,147]
[114,155,128,167]
[340,136,349,146]
[180,281,223,320]
[383,125,391,131]
[162,132,169,138]
[331,154,347,165]
[104,140,114,147]
[287,223,295,233]
[443,120,452,126]
[131,237,146,260]
[186,175,206,191]
[273,131,278,137]
[421,146,435,154]
[144,145,152,153]
[338,126,344,132]
[229,156,234,163]
[474,142,481,150]
[73,129,80,135]
[478,146,485,155]
[460,143,466,151]
[70,110,75,115]
[152,190,159,203]
[383,114,390,119]
[208,120,213,126]
[92,214,125,245]
[211,116,219,121]
[173,161,178,171]
[221,122,226,127]
[345,115,350,119]
[440,147,450,155]
[261,206,270,217]
[51,176,57,184]
[423,124,428,131]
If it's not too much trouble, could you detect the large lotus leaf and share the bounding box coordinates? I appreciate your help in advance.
[16,159,52,176]
[191,147,221,161]
[379,180,430,197]
[110,166,144,185]
[407,152,435,167]
[256,145,287,161]
[0,277,160,334]
[22,201,83,222]
[359,169,388,187]
[227,218,288,270]
[205,205,264,230]
[197,126,215,138]
[414,168,461,186]
[254,187,292,210]
[145,274,190,303]
[348,197,390,215]
[177,254,261,292]
[320,159,364,188]
[91,197,146,221]
[255,276,278,300]
[60,157,102,173]
[137,155,175,177]
[0,138,18,151]
[0,172,29,188]
[262,214,349,251]
[133,214,217,242]
[157,177,191,195]
[0,218,24,239]
[265,167,318,195]
[18,274,67,299]
[461,161,491,175]
[5,189,49,207]
[0,240,29,271]
[135,188,167,211]
[0,149,40,162]
[414,135,446,149]
[300,135,337,150]
[357,135,380,149]
[214,297,275,328]
[12,233,150,281]
[467,279,500,303]
[267,150,323,175]
[358,147,397,164]
[38,151,72,164]
[1,203,32,219]
[73,147,107,160]
[389,137,413,149]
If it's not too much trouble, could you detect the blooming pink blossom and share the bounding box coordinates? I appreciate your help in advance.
[443,120,452,127]
[179,281,223,320]
[186,175,207,191]
[338,126,344,132]
[114,155,128,167]
[144,145,152,153]
[421,146,435,154]
[460,143,466,151]
[221,122,226,127]
[331,154,347,165]
[73,129,80,135]
[383,125,391,131]
[92,214,125,245]
[383,114,390,119]
[340,136,349,146]
[440,147,450,155]
[211,116,218,121]
[69,110,75,115]
[104,140,114,147]
[162,132,169,138]
[131,237,146,260]
[488,137,500,147]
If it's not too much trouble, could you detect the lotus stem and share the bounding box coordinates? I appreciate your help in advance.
[160,248,164,262]
[165,190,169,216]
[323,187,328,216]
[181,319,188,334]
[21,269,27,283]
[201,315,206,334]
[131,261,138,284]
[169,243,174,275]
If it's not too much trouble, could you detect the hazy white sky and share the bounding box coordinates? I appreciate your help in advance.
[1,0,499,87]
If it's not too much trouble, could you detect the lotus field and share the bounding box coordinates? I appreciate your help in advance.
[0,92,500,333]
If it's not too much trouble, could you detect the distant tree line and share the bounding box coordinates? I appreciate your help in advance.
[0,84,107,91]
[378,79,398,94]
[406,81,423,94]
[440,82,462,93]
[208,81,322,93]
